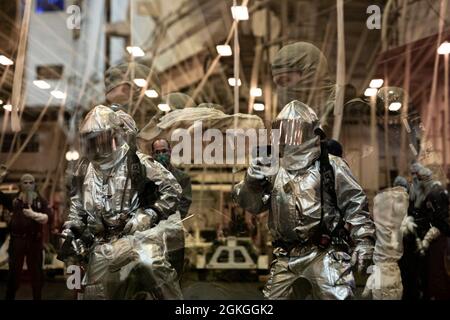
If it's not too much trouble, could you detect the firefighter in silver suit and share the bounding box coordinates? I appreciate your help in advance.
[61,105,183,299]
[233,101,375,299]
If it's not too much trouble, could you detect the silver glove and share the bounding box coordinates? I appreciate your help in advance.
[108,237,140,272]
[351,239,374,273]
[247,156,277,181]
[362,262,403,300]
[86,213,105,235]
[123,209,158,235]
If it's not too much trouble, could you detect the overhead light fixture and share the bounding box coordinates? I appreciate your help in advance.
[126,46,145,57]
[231,5,249,20]
[158,103,171,112]
[228,78,242,87]
[250,87,262,97]
[145,89,158,98]
[133,78,147,87]
[438,41,450,55]
[0,55,14,66]
[253,103,265,111]
[50,90,67,99]
[364,88,378,97]
[369,79,384,88]
[216,45,232,56]
[388,102,402,111]
[71,150,80,161]
[3,104,12,112]
[65,150,80,161]
[0,99,3,105]
[33,80,51,90]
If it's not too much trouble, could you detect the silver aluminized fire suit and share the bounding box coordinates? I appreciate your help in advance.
[62,105,183,299]
[233,101,375,299]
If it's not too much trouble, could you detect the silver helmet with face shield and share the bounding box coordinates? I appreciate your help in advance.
[271,101,322,171]
[79,105,133,169]
[272,100,320,147]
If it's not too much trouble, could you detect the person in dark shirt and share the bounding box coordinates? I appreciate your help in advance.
[400,164,450,300]
[5,174,52,300]
[152,139,192,218]
[152,139,192,281]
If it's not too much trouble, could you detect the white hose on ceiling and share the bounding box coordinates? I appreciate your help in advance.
[10,0,32,132]
[421,0,448,162]
[332,0,346,140]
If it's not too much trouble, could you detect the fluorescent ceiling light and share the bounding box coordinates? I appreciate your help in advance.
[231,6,249,20]
[65,150,80,161]
[51,90,66,99]
[438,41,450,55]
[253,103,265,111]
[0,55,14,66]
[388,102,402,111]
[369,79,384,88]
[133,78,147,87]
[126,46,145,57]
[158,103,171,112]
[364,88,378,97]
[216,45,232,56]
[145,89,158,98]
[228,78,242,87]
[33,80,51,90]
[250,87,262,97]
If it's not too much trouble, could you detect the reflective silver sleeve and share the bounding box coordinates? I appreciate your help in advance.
[232,173,270,214]
[331,157,376,243]
[65,193,86,231]
[141,157,182,220]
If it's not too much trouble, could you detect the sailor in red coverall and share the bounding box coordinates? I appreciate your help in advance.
[5,174,52,300]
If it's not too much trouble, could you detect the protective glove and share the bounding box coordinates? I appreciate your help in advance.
[400,216,417,236]
[122,209,158,235]
[247,156,275,181]
[58,229,87,263]
[23,208,48,224]
[108,237,140,272]
[362,265,376,298]
[362,262,403,300]
[351,239,374,273]
[419,226,440,256]
[86,213,105,235]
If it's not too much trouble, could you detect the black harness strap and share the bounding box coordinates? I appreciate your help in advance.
[315,129,349,249]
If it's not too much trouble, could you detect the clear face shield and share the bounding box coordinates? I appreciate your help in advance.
[80,129,126,162]
[271,118,317,156]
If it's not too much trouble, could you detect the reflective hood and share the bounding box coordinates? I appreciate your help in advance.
[80,105,131,170]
